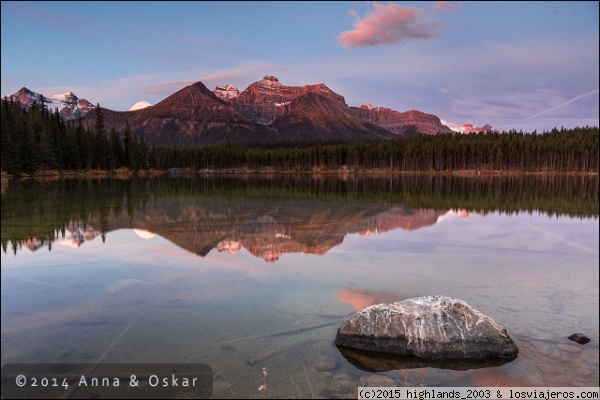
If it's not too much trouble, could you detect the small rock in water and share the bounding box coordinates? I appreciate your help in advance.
[568,333,591,345]
[335,295,518,359]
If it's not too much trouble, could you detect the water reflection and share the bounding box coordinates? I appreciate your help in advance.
[337,288,404,311]
[337,346,516,372]
[2,175,597,261]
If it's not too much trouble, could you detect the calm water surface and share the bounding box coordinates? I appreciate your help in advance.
[1,175,598,398]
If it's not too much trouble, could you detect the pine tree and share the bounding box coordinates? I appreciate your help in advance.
[93,104,108,170]
[123,121,133,169]
[109,127,123,170]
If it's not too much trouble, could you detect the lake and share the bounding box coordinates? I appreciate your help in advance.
[1,174,598,398]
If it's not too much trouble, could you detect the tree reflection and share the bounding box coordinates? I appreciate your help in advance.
[2,175,598,257]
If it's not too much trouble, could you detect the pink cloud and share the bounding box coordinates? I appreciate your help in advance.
[337,1,460,49]
[429,1,462,13]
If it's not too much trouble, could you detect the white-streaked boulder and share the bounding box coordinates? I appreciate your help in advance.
[335,295,518,359]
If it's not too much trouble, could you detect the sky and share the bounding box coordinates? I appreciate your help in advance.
[1,1,598,133]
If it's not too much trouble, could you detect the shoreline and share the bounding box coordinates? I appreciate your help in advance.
[1,168,598,183]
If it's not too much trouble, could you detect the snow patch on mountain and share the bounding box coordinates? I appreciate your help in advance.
[361,104,378,111]
[51,91,75,102]
[129,101,152,111]
[440,119,462,132]
[213,85,240,101]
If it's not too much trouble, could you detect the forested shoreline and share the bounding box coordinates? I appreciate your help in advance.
[2,98,598,176]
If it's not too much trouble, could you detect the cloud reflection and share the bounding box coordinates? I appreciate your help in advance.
[337,287,410,311]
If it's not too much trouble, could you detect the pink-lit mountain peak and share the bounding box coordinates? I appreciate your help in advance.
[243,75,341,99]
[460,123,500,134]
[257,75,283,87]
[353,103,453,136]
[218,75,348,125]
[7,87,95,120]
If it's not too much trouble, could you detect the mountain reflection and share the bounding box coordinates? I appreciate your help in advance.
[2,174,598,260]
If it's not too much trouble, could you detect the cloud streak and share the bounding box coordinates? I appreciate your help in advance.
[141,79,202,96]
[516,88,600,124]
[337,1,460,49]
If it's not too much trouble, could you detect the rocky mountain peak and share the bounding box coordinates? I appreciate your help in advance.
[78,99,94,108]
[241,76,279,94]
[227,75,347,124]
[8,87,45,108]
[16,87,36,97]
[59,96,95,120]
[253,75,284,91]
[460,123,499,134]
[7,87,95,120]
[352,105,453,136]
[262,75,280,83]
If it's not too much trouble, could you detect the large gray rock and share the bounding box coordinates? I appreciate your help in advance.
[335,295,518,359]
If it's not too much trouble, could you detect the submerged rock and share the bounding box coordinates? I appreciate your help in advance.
[315,356,338,371]
[335,295,518,359]
[568,333,591,345]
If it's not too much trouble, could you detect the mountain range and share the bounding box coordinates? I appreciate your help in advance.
[8,76,474,146]
[7,87,95,121]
